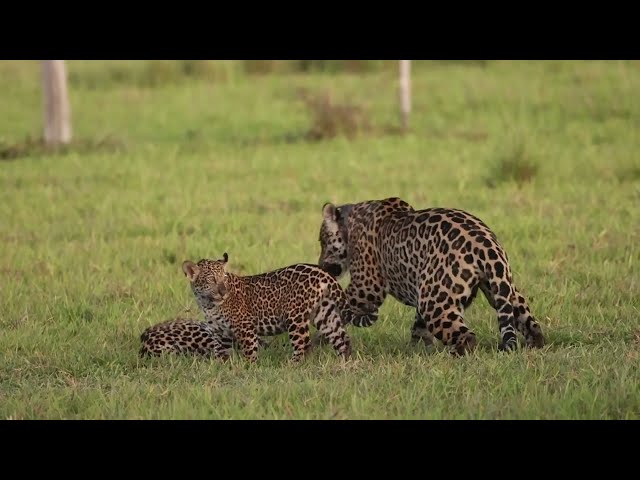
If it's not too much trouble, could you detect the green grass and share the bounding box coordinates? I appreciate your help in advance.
[1,60,639,419]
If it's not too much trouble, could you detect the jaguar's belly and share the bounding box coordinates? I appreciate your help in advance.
[387,280,418,307]
[255,315,288,336]
[380,256,420,308]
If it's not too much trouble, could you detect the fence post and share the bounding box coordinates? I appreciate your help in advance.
[399,60,411,131]
[42,60,72,145]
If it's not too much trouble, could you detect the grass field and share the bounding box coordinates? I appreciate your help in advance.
[1,60,639,419]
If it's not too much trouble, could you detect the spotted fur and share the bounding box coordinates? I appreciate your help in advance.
[181,253,364,363]
[139,318,218,357]
[318,197,545,356]
[139,317,270,357]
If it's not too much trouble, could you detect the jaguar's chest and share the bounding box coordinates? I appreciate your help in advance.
[203,308,232,331]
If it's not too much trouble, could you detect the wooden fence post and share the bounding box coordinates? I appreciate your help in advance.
[399,60,411,131]
[42,60,72,145]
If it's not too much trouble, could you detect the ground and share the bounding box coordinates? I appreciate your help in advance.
[0,60,638,419]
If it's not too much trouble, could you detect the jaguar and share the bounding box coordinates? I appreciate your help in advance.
[317,197,545,356]
[181,253,374,362]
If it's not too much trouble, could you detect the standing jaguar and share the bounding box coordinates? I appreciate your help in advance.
[317,197,545,356]
[181,253,372,363]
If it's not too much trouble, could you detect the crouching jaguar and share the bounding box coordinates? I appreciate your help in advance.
[139,317,271,358]
[317,197,545,356]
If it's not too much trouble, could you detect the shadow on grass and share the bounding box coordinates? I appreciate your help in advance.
[0,135,126,161]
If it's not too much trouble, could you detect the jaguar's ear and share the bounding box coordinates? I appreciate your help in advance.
[182,260,199,282]
[322,202,339,222]
[222,252,229,263]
